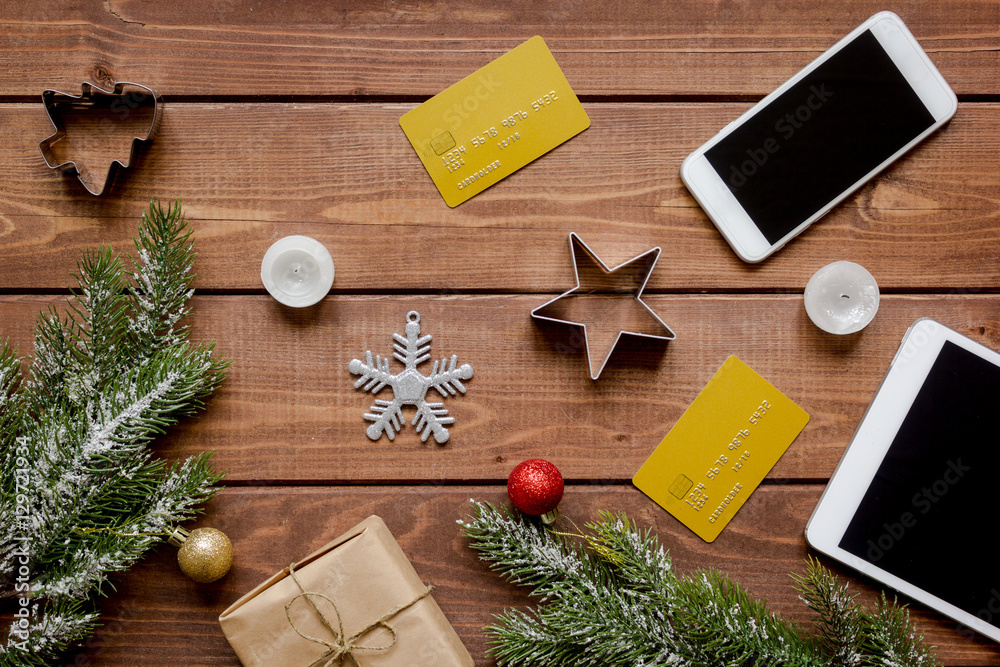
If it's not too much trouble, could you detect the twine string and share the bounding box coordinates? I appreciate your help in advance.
[283,562,432,667]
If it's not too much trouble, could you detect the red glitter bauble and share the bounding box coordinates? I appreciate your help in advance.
[507,459,564,516]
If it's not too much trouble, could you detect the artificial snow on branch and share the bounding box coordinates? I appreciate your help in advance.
[0,201,228,665]
[462,500,940,667]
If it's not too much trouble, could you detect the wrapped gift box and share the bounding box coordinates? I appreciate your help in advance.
[219,515,474,666]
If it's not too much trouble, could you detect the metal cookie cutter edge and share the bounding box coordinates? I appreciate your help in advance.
[530,232,676,380]
[38,81,163,196]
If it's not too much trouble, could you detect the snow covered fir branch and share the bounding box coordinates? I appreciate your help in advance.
[461,500,940,667]
[0,201,228,665]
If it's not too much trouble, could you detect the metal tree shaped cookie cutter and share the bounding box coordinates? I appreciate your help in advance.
[38,81,163,195]
[531,233,676,379]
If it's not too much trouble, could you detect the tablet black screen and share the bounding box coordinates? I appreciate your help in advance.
[839,340,1000,626]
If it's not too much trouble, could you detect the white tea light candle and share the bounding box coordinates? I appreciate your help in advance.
[260,236,334,307]
[804,261,879,334]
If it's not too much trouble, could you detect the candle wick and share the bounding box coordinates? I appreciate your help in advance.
[841,294,849,299]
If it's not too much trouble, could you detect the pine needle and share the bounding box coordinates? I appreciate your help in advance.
[0,201,228,664]
[462,501,941,667]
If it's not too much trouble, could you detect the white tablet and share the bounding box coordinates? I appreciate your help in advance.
[807,318,1000,642]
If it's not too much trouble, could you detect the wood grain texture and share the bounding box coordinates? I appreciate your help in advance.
[17,486,995,666]
[4,1,1000,664]
[4,293,1000,483]
[0,103,998,292]
[0,0,997,97]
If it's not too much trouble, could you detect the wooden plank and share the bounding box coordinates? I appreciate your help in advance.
[35,485,1000,666]
[0,1,997,97]
[1,102,998,292]
[5,5,997,667]
[4,293,1000,482]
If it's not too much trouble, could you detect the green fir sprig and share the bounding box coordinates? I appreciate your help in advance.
[462,500,940,667]
[0,201,228,665]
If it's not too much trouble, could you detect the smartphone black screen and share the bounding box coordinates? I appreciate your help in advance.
[704,29,935,245]
[838,341,1000,626]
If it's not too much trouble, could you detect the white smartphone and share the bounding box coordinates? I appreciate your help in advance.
[680,12,957,263]
[807,319,1000,643]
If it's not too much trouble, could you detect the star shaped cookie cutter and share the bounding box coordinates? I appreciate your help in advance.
[38,81,163,195]
[531,233,676,379]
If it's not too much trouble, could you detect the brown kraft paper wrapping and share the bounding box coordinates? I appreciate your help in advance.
[219,515,474,666]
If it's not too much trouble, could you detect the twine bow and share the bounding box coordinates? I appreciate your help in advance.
[284,562,433,667]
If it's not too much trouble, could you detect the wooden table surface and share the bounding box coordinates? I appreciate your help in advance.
[3,1,1000,665]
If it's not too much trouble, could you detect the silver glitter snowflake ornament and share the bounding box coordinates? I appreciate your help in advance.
[348,311,474,444]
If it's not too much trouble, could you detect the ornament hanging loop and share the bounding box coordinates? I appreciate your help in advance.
[167,526,190,549]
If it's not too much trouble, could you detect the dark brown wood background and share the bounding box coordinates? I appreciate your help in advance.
[2,1,1000,664]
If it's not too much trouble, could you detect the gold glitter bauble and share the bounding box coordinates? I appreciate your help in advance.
[174,527,233,583]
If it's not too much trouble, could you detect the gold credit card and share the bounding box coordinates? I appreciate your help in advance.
[399,36,590,207]
[633,357,810,543]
